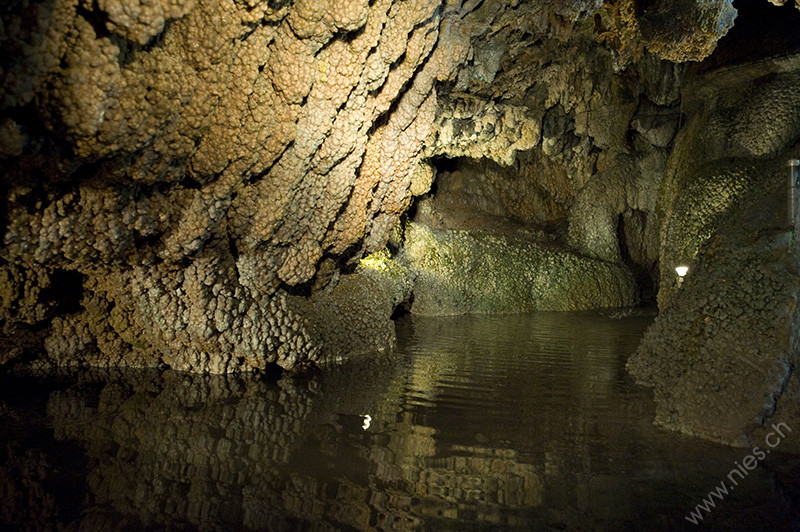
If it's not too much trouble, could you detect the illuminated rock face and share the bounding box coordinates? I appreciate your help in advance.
[0,0,476,371]
[403,223,637,315]
[0,0,792,389]
[627,63,800,450]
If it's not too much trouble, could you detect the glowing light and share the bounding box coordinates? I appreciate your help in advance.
[675,266,689,277]
[362,414,371,431]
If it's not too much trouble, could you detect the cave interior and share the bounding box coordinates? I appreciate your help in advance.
[2,0,800,528]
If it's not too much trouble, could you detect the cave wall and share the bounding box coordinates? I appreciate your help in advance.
[0,0,774,377]
[628,56,800,450]
[2,0,481,371]
[403,222,638,315]
[402,9,687,311]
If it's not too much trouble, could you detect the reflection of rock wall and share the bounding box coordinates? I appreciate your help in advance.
[6,311,797,528]
[47,370,322,529]
[407,447,543,509]
[0,378,89,528]
[0,424,69,528]
[33,366,547,530]
[0,442,62,528]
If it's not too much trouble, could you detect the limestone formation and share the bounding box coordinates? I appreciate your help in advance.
[637,0,738,63]
[628,60,800,451]
[289,250,413,363]
[0,0,792,425]
[97,0,196,45]
[403,223,637,315]
[425,93,540,166]
[1,0,476,371]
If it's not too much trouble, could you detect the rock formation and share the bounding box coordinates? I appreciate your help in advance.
[1,0,476,372]
[402,222,636,315]
[628,58,800,451]
[1,0,799,448]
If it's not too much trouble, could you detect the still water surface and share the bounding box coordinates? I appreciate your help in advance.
[2,311,799,531]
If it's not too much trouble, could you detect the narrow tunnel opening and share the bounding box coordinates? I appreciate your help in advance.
[260,361,285,381]
[617,211,658,305]
[390,295,413,320]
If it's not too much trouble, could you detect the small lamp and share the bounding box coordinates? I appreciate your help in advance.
[675,265,689,286]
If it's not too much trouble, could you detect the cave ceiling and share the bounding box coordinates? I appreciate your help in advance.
[0,0,795,372]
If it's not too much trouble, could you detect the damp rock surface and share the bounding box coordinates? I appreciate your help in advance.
[0,0,795,386]
[627,60,800,451]
[403,223,637,315]
[289,250,413,364]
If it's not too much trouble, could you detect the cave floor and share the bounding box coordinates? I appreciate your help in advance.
[2,311,799,531]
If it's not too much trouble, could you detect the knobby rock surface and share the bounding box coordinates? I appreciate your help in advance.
[0,0,743,372]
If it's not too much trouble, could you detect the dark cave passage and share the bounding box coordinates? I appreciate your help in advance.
[617,210,659,304]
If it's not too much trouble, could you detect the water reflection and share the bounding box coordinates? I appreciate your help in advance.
[1,311,799,530]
